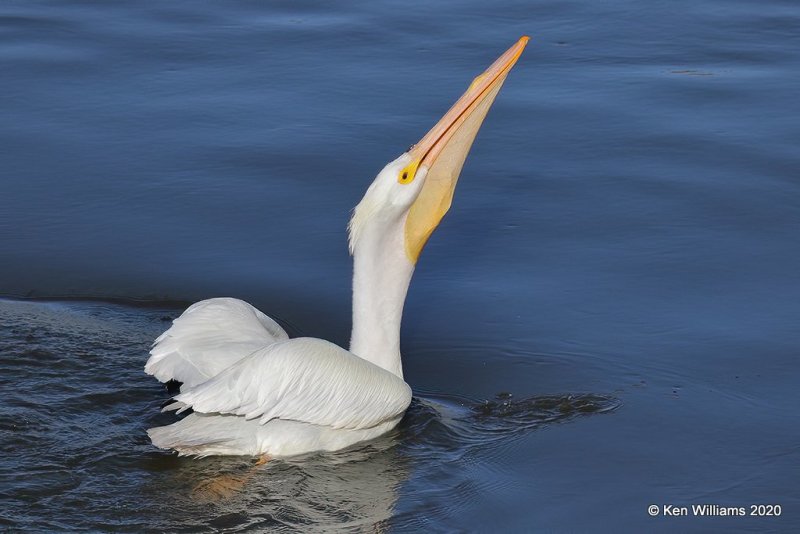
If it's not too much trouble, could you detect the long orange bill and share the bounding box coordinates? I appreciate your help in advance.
[404,36,529,262]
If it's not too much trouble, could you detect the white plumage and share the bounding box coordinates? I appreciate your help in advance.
[145,159,419,458]
[145,157,419,458]
[147,325,410,457]
[172,337,411,429]
[145,298,288,388]
[144,37,528,459]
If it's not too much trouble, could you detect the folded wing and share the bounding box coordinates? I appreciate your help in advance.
[145,298,289,387]
[172,337,413,430]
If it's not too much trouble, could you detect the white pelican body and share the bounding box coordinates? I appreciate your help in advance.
[145,37,528,458]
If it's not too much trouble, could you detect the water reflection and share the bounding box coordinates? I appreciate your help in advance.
[132,422,407,531]
[137,392,618,531]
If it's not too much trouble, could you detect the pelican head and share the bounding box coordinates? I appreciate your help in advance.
[347,37,528,376]
[349,36,529,264]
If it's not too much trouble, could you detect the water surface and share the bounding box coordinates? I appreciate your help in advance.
[1,0,799,531]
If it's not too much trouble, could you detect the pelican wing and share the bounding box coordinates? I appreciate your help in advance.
[145,298,289,387]
[172,337,412,430]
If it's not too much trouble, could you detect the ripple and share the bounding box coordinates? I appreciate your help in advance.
[0,298,620,531]
[402,392,619,452]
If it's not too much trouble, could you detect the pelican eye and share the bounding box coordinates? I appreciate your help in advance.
[398,159,420,185]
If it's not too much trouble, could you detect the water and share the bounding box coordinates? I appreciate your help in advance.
[1,1,799,531]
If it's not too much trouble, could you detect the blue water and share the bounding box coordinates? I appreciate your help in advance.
[2,1,799,532]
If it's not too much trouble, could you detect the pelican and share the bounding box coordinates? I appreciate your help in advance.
[145,37,529,458]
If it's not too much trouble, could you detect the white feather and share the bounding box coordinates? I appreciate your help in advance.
[347,153,415,255]
[144,297,289,387]
[172,337,412,430]
[148,412,403,458]
[348,192,382,255]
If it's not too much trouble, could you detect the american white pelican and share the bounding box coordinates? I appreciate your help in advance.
[145,37,529,458]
